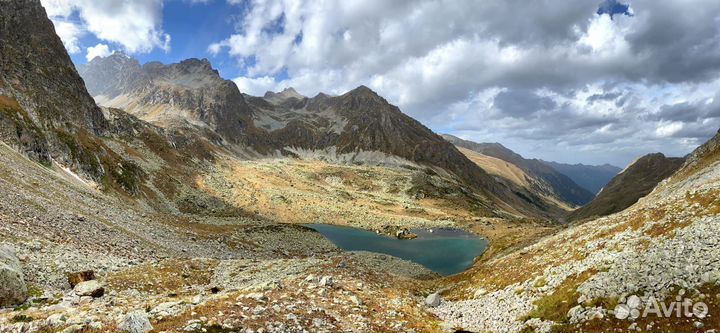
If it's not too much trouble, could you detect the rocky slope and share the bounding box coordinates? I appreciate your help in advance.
[249,87,567,219]
[431,130,720,333]
[540,161,621,194]
[568,153,686,221]
[78,54,255,146]
[4,2,718,333]
[0,2,551,332]
[81,53,566,220]
[0,0,189,200]
[443,134,595,207]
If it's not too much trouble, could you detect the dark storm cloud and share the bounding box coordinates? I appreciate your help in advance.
[649,94,720,123]
[623,1,720,83]
[468,1,594,47]
[649,103,704,122]
[493,90,556,117]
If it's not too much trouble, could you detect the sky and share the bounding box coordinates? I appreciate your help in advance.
[39,0,720,167]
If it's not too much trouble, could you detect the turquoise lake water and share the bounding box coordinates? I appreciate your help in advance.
[305,224,488,276]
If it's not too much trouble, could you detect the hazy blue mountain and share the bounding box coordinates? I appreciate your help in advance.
[540,161,621,194]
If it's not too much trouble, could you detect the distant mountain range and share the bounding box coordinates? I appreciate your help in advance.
[441,134,686,224]
[539,161,621,194]
[568,153,686,221]
[442,135,599,207]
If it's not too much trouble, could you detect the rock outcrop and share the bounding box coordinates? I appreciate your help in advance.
[73,280,105,298]
[78,53,254,144]
[0,0,106,163]
[118,310,153,333]
[0,245,27,307]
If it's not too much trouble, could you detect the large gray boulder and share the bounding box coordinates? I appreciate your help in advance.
[425,292,441,307]
[73,280,105,298]
[118,310,153,333]
[0,245,28,307]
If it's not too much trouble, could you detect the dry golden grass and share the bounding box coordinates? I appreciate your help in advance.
[0,95,21,109]
[687,189,720,215]
[106,259,218,295]
[458,147,530,187]
[204,158,477,229]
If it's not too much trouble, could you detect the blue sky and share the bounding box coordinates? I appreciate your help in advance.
[61,0,258,81]
[41,0,720,167]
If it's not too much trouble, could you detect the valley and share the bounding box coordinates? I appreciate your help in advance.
[1,1,719,333]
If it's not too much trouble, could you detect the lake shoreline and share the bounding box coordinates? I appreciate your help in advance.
[304,223,489,276]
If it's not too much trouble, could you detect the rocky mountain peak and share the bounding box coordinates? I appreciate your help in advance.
[95,51,133,63]
[344,85,383,101]
[79,53,144,97]
[263,87,305,104]
[78,54,253,142]
[86,52,139,71]
[280,87,301,95]
[0,0,106,133]
[177,58,216,74]
[336,86,392,114]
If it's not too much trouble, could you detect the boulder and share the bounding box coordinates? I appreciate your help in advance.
[67,271,95,288]
[150,301,185,318]
[473,288,487,299]
[0,245,28,307]
[73,280,105,298]
[118,310,153,333]
[626,295,641,309]
[46,313,67,327]
[319,276,333,287]
[425,292,441,307]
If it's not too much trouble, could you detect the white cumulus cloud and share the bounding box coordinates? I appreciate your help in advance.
[51,19,84,54]
[85,43,112,61]
[232,76,282,96]
[41,0,170,55]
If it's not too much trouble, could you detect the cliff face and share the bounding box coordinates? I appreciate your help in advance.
[0,0,109,175]
[0,0,106,132]
[79,54,254,144]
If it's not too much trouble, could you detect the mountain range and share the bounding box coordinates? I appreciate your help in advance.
[442,134,599,207]
[1,2,719,333]
[78,52,590,220]
[540,161,622,194]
